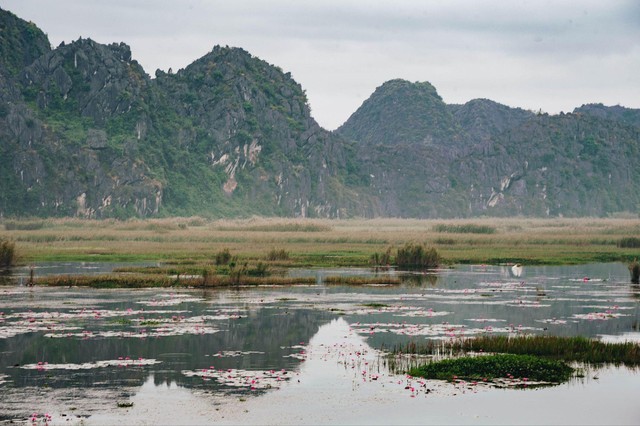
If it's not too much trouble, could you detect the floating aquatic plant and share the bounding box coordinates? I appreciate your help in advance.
[21,357,161,370]
[407,354,573,384]
[183,367,291,390]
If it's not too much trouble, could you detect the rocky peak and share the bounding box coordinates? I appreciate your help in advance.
[337,79,460,146]
[449,98,534,142]
[573,103,640,129]
[21,38,149,125]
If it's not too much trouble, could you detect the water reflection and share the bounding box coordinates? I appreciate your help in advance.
[1,262,639,423]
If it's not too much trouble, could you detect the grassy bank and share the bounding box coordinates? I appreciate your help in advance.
[1,217,639,266]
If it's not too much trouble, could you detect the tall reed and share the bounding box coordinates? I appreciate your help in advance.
[396,243,440,269]
[0,238,15,267]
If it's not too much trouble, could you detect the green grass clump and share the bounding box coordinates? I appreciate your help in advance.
[0,238,15,267]
[370,248,392,266]
[618,237,640,248]
[433,224,497,234]
[266,248,290,261]
[408,354,573,383]
[396,243,440,269]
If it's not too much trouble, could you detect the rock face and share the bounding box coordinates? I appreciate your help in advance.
[1,7,639,218]
[0,8,374,218]
[337,79,640,217]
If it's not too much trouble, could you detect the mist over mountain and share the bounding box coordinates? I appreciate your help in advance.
[1,7,638,219]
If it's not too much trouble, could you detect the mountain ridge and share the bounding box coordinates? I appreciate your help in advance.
[1,7,638,219]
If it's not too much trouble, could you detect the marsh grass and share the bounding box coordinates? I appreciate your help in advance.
[5,217,640,266]
[3,220,48,230]
[323,276,401,285]
[34,272,316,288]
[396,243,440,269]
[0,238,15,267]
[370,248,392,266]
[390,335,640,366]
[265,248,290,261]
[433,223,497,234]
[618,237,640,248]
[215,218,332,233]
[34,273,181,288]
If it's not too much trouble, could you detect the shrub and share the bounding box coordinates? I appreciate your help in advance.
[395,243,440,269]
[0,238,15,267]
[215,248,232,265]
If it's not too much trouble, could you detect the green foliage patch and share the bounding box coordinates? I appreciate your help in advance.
[408,354,573,383]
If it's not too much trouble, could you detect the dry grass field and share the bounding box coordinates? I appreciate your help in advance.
[2,216,639,266]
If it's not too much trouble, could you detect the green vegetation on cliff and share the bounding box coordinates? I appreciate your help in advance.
[0,7,639,219]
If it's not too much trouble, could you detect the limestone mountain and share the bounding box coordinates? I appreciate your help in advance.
[337,79,640,217]
[0,7,374,218]
[1,7,639,219]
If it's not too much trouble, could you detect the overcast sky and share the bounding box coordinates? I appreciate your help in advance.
[2,0,639,129]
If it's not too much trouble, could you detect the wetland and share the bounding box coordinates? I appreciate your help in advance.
[1,218,640,424]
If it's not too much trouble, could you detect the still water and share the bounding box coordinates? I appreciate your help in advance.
[1,263,639,424]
